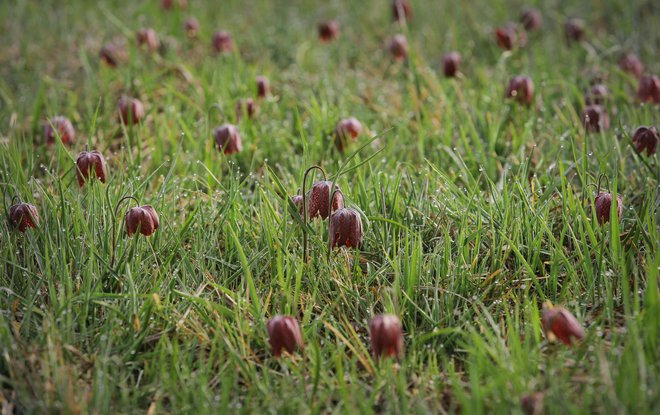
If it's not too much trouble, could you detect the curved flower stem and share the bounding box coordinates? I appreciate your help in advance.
[327,189,346,261]
[301,166,326,263]
[110,195,140,268]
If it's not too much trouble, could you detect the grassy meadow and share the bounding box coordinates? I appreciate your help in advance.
[0,0,658,413]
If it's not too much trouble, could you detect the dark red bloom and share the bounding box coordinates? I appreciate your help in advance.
[184,18,200,38]
[75,150,108,187]
[632,126,658,156]
[505,76,534,107]
[565,18,586,43]
[329,208,363,249]
[8,203,39,232]
[334,117,363,152]
[582,105,609,133]
[236,98,257,121]
[318,20,340,43]
[291,195,303,216]
[392,0,412,22]
[256,76,270,98]
[594,192,622,225]
[521,392,544,415]
[267,315,303,357]
[117,97,145,125]
[369,314,404,361]
[442,52,461,77]
[388,34,408,61]
[212,31,235,54]
[306,181,343,220]
[495,23,527,50]
[619,53,644,79]
[137,28,159,52]
[213,124,242,154]
[520,8,542,31]
[44,116,75,145]
[541,302,585,345]
[637,75,660,104]
[99,43,126,68]
[125,205,159,236]
[584,84,608,106]
[161,0,187,10]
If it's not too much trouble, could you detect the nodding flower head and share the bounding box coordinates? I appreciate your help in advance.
[505,76,534,107]
[541,302,585,346]
[9,202,39,232]
[619,53,644,79]
[584,84,608,106]
[161,0,187,10]
[318,20,340,43]
[594,191,622,225]
[212,31,235,54]
[392,0,413,22]
[267,315,303,357]
[236,98,257,121]
[495,23,527,50]
[99,43,126,68]
[565,18,586,44]
[369,314,404,361]
[256,76,270,98]
[333,117,363,152]
[125,205,159,236]
[637,75,660,104]
[388,34,408,61]
[442,52,461,78]
[582,105,609,133]
[184,18,199,38]
[213,124,243,154]
[44,116,75,145]
[117,96,145,125]
[137,28,159,52]
[632,125,658,156]
[75,150,108,187]
[520,8,542,31]
[329,207,363,249]
[306,181,343,220]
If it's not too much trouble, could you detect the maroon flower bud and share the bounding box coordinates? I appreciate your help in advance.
[137,28,159,52]
[318,20,340,43]
[306,181,343,220]
[99,43,126,68]
[442,52,461,78]
[117,96,145,125]
[75,150,108,187]
[236,98,257,121]
[637,75,660,104]
[392,0,412,22]
[161,0,186,10]
[8,203,39,232]
[541,302,585,346]
[505,76,534,107]
[184,18,200,38]
[291,195,303,215]
[267,315,303,357]
[584,84,608,106]
[125,205,159,236]
[582,104,609,133]
[565,18,586,44]
[212,31,235,54]
[44,116,75,145]
[632,126,658,156]
[520,392,544,415]
[619,53,644,79]
[520,8,542,31]
[495,23,527,50]
[333,117,363,152]
[256,76,270,98]
[594,192,622,225]
[388,34,408,61]
[213,124,242,154]
[369,314,404,361]
[329,207,363,249]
